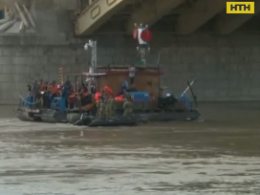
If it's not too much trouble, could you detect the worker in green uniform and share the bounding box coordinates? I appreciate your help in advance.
[103,92,109,118]
[97,96,105,119]
[107,94,116,118]
[123,94,133,117]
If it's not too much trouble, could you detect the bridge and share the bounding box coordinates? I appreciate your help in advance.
[75,0,260,35]
[75,0,259,35]
[0,0,259,104]
[0,0,259,35]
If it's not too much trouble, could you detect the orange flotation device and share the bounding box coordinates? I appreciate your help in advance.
[95,86,113,103]
[104,86,113,95]
[115,95,124,102]
[95,91,101,103]
[49,85,58,94]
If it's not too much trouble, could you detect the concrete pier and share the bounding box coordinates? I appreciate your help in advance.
[0,0,259,103]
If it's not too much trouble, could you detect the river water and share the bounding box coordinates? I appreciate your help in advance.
[0,102,260,195]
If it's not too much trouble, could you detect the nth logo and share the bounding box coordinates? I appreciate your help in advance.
[226,2,255,14]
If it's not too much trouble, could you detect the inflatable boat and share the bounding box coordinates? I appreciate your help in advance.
[88,116,138,127]
[15,107,68,123]
[16,107,42,122]
[15,93,87,124]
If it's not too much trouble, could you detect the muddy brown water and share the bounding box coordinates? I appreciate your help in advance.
[0,102,260,195]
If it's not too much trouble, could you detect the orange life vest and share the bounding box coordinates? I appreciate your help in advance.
[104,86,113,95]
[115,95,124,102]
[95,91,101,103]
[49,85,58,94]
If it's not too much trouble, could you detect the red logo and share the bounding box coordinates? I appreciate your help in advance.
[141,29,152,42]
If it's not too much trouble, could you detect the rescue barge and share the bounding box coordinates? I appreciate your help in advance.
[15,24,200,126]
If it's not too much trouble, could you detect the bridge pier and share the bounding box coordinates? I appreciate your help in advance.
[0,0,259,103]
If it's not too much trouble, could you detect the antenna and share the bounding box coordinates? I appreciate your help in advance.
[84,39,97,72]
[84,39,97,93]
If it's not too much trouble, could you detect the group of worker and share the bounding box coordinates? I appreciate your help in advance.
[26,79,134,119]
[95,87,133,119]
[26,80,59,108]
[26,79,93,109]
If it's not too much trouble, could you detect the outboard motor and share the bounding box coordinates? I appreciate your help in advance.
[157,93,178,111]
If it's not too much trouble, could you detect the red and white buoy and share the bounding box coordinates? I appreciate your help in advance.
[133,24,152,45]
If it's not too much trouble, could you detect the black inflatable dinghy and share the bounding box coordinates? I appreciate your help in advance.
[88,116,137,127]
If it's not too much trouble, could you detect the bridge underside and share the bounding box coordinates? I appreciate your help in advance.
[215,0,260,34]
[125,0,185,34]
[75,0,259,36]
[75,0,133,36]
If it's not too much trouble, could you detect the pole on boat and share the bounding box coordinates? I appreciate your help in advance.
[58,67,64,84]
[157,52,162,97]
[84,39,97,73]
[133,23,152,67]
[187,81,198,108]
[84,39,97,89]
[84,39,98,105]
[180,79,196,97]
[91,40,97,73]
